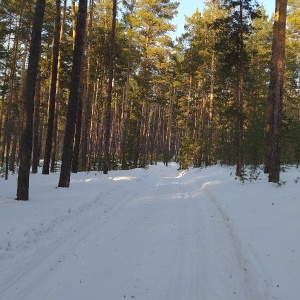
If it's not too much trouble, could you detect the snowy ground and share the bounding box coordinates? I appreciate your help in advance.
[0,163,299,300]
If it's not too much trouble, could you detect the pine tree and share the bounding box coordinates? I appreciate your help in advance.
[102,0,117,174]
[213,0,260,175]
[243,7,272,167]
[16,0,46,200]
[42,0,61,175]
[58,0,87,187]
[126,0,179,167]
[265,0,288,183]
[281,0,300,166]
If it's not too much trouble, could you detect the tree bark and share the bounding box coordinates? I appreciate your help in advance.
[4,17,20,179]
[71,0,76,48]
[58,0,87,187]
[80,0,94,171]
[103,0,117,174]
[265,0,287,183]
[71,65,85,173]
[42,0,61,174]
[50,0,67,173]
[32,66,42,174]
[16,0,45,200]
[235,0,244,177]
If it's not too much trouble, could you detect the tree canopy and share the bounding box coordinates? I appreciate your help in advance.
[0,0,298,198]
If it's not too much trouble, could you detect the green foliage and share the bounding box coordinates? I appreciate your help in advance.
[235,165,262,183]
[1,0,299,179]
[179,132,200,169]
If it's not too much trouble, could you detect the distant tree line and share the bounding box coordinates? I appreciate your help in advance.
[0,0,297,199]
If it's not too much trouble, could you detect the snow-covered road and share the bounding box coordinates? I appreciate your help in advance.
[0,164,299,299]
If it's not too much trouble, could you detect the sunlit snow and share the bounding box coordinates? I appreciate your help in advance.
[0,163,299,300]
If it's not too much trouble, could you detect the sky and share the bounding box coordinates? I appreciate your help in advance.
[173,0,275,37]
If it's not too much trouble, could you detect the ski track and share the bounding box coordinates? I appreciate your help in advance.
[0,174,151,299]
[166,172,268,300]
[0,166,269,300]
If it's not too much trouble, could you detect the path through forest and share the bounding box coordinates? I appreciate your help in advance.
[1,164,298,299]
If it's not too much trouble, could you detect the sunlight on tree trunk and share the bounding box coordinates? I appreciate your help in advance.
[265,0,287,183]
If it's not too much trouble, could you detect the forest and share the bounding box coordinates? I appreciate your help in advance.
[0,0,299,199]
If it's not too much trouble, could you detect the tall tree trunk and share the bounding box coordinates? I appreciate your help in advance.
[16,37,29,163]
[58,0,87,187]
[8,135,18,173]
[235,0,244,177]
[4,14,22,179]
[121,63,130,169]
[103,0,117,174]
[208,48,216,165]
[0,39,10,168]
[32,66,42,173]
[81,0,94,171]
[71,0,77,48]
[42,0,61,174]
[16,0,45,200]
[164,85,175,166]
[50,92,59,172]
[71,65,85,173]
[265,0,287,183]
[51,0,67,173]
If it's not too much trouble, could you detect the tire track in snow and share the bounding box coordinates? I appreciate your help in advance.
[167,171,269,300]
[200,182,270,300]
[1,165,271,299]
[0,171,154,300]
[167,180,203,300]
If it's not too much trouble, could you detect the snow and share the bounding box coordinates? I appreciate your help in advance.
[0,163,299,300]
